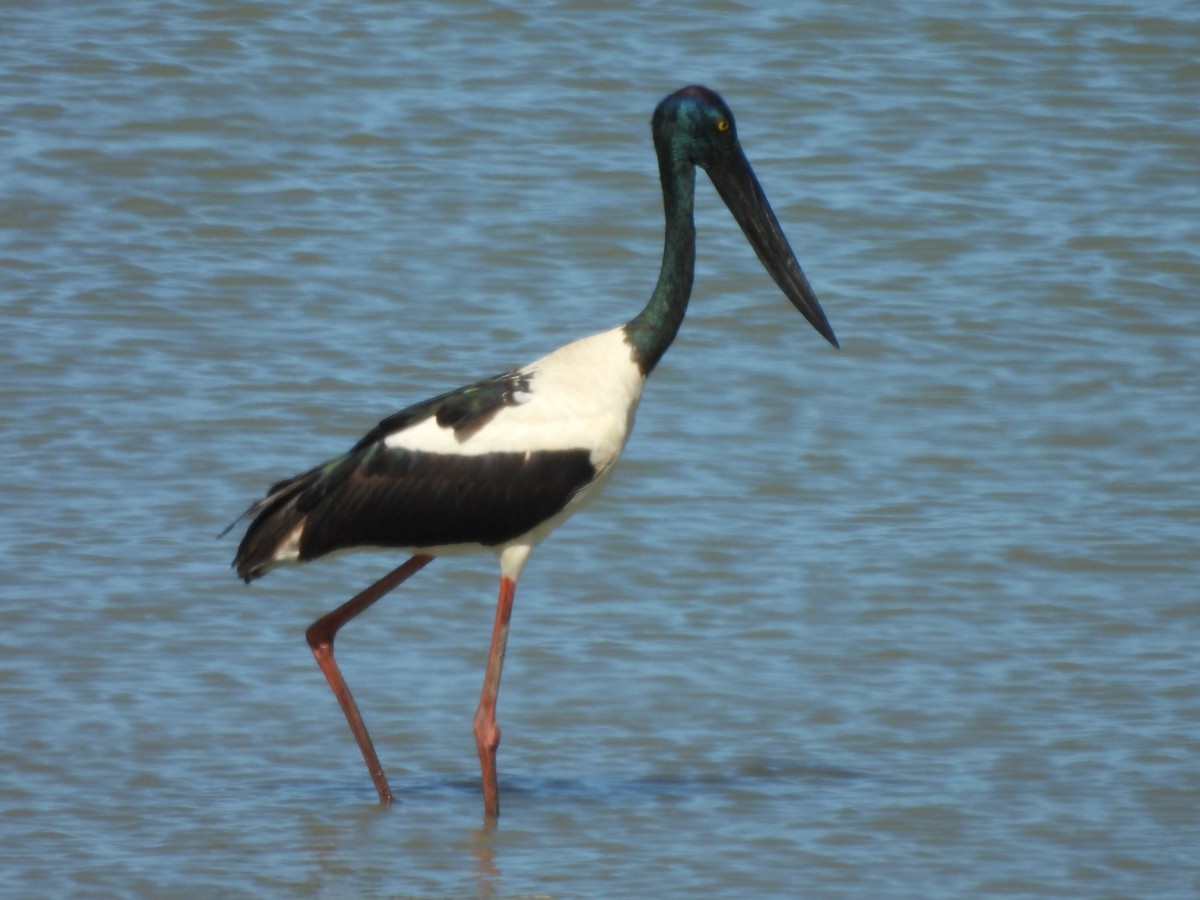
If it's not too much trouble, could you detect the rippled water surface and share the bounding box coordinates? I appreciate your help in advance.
[3,1,1198,897]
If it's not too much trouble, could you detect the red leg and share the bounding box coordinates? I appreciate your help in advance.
[473,574,517,819]
[306,554,434,804]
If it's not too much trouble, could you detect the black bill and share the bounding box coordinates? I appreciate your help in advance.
[707,146,839,349]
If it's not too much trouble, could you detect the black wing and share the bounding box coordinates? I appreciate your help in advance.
[228,368,596,581]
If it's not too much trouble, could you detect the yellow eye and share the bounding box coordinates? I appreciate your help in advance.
[716,119,731,132]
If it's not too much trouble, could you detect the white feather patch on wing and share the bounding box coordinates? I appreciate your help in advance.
[383,326,646,475]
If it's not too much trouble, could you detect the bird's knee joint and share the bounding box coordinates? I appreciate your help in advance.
[305,624,333,651]
[473,713,501,752]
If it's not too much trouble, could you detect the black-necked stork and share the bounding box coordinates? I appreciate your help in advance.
[227,85,839,818]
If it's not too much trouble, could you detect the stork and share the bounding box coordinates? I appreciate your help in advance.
[226,85,839,818]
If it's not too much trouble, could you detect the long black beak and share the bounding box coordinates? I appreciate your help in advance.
[706,147,839,348]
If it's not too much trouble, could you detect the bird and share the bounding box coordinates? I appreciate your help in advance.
[226,84,839,819]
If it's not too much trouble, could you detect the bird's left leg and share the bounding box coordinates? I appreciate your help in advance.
[306,553,434,804]
[473,574,516,819]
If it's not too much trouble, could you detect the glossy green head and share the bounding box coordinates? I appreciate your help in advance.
[652,85,839,351]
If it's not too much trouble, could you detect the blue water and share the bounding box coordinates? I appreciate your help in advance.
[2,1,1198,896]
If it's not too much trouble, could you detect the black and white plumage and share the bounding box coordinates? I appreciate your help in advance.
[233,331,642,587]
[226,85,839,819]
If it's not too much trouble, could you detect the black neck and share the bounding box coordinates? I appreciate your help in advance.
[624,145,697,376]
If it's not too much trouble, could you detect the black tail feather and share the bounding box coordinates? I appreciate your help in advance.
[227,467,322,582]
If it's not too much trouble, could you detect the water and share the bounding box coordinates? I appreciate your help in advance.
[3,0,1198,896]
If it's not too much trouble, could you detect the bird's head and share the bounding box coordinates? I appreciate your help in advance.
[652,85,839,349]
[651,84,742,171]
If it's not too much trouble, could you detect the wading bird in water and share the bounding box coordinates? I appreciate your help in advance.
[226,85,839,819]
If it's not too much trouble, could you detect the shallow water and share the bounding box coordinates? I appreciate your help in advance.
[2,1,1198,896]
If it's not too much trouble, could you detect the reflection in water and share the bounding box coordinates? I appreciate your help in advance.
[470,825,500,900]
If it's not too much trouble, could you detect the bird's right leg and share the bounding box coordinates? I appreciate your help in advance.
[306,553,434,804]
[473,573,517,820]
